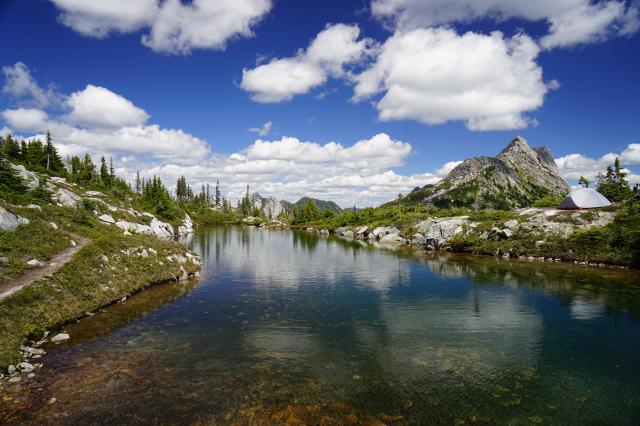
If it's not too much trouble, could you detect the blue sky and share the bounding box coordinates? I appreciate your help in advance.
[1,0,639,206]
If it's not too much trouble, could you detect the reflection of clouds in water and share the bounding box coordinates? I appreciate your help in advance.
[570,297,605,320]
[193,228,411,292]
[381,289,542,346]
[364,289,543,386]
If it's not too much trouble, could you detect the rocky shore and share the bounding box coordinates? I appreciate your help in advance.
[280,207,627,269]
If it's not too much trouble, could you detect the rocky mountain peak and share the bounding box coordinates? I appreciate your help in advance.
[405,136,570,210]
[533,146,559,174]
[497,136,537,163]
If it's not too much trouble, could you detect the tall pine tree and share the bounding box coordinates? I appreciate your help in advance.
[215,179,221,207]
[100,156,109,183]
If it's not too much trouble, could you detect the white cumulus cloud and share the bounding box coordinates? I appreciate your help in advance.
[152,133,441,207]
[241,23,374,103]
[65,85,150,129]
[49,0,157,37]
[1,63,209,165]
[48,0,272,54]
[353,28,551,131]
[370,0,640,49]
[1,108,49,133]
[1,62,63,108]
[555,143,640,182]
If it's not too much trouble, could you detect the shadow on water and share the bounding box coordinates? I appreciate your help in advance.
[2,225,640,425]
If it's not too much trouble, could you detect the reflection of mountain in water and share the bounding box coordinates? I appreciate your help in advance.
[420,254,640,321]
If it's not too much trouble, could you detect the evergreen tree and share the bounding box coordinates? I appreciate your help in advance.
[100,156,109,183]
[30,176,52,203]
[206,183,210,205]
[69,155,81,176]
[24,138,45,168]
[239,184,252,217]
[292,199,321,224]
[176,176,189,201]
[0,151,27,199]
[141,175,179,220]
[20,140,28,162]
[44,131,65,173]
[1,135,20,160]
[597,157,632,202]
[578,176,590,188]
[109,157,115,178]
[215,179,221,207]
[135,171,141,194]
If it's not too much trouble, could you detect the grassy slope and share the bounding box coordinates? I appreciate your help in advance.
[0,204,200,368]
[0,218,71,280]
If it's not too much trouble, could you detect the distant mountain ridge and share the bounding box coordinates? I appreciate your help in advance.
[250,193,342,218]
[293,197,342,213]
[405,136,570,210]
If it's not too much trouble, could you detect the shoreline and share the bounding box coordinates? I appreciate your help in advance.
[0,228,201,373]
[241,220,636,270]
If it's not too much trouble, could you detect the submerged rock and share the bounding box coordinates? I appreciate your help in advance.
[51,333,70,343]
[17,362,35,373]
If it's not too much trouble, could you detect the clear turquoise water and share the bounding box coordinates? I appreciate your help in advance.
[4,226,640,425]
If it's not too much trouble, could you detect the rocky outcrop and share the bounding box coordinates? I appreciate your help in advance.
[415,216,469,250]
[408,137,570,210]
[84,190,107,198]
[372,226,400,238]
[114,216,174,239]
[177,214,194,236]
[150,217,174,238]
[11,165,39,190]
[379,233,405,244]
[0,207,29,231]
[98,214,116,224]
[53,187,82,208]
[517,208,615,237]
[250,193,285,218]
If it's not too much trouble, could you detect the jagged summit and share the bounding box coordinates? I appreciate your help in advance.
[405,136,570,210]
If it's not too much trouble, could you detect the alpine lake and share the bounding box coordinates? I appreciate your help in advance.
[2,226,640,425]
